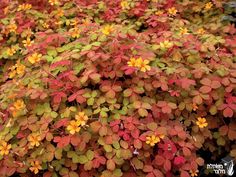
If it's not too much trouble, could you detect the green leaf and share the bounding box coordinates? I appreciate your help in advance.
[90,34,98,41]
[113,169,123,177]
[104,144,113,152]
[87,98,94,106]
[81,45,92,51]
[92,42,101,47]
[44,55,54,62]
[51,111,58,118]
[217,137,226,146]
[68,171,79,177]
[100,111,108,118]
[77,155,88,164]
[11,126,19,135]
[74,63,84,74]
[47,49,58,57]
[209,105,217,115]
[86,150,94,161]
[113,141,120,149]
[67,151,76,158]
[138,108,148,117]
[91,91,97,97]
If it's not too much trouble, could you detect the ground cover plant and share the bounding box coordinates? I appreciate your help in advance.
[0,0,236,176]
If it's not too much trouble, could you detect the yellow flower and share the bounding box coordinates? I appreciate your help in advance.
[29,160,42,174]
[22,38,34,47]
[67,120,81,134]
[82,18,91,26]
[16,63,26,75]
[7,23,17,33]
[205,2,213,10]
[9,70,16,79]
[69,28,80,38]
[190,169,199,177]
[197,28,205,35]
[28,53,42,64]
[17,3,32,11]
[24,28,33,37]
[56,8,64,18]
[70,18,79,26]
[159,40,173,49]
[48,0,60,5]
[146,135,160,146]
[8,62,26,78]
[41,21,49,29]
[179,27,188,35]
[196,117,208,128]
[134,57,143,68]
[13,99,26,110]
[0,141,11,156]
[65,20,71,26]
[55,20,63,26]
[127,57,137,67]
[121,1,130,10]
[6,46,17,56]
[102,25,114,35]
[168,7,177,16]
[75,112,88,126]
[155,10,164,16]
[28,133,41,147]
[139,59,151,72]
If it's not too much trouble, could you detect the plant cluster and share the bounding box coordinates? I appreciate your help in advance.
[0,0,235,177]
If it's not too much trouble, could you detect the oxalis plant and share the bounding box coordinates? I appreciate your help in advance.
[0,0,235,177]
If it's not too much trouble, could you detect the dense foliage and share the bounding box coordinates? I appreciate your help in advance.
[0,0,236,177]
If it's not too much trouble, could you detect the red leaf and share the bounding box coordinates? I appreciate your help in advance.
[131,129,140,139]
[223,107,234,118]
[183,147,191,157]
[90,121,102,133]
[75,94,85,103]
[143,165,153,172]
[179,78,196,90]
[52,91,67,104]
[180,170,190,177]
[43,172,53,177]
[219,125,228,136]
[200,78,211,86]
[54,136,71,148]
[54,118,69,129]
[70,135,81,146]
[199,86,211,93]
[162,106,172,114]
[164,159,171,171]
[107,159,116,171]
[50,60,71,69]
[146,173,155,177]
[174,156,186,166]
[134,139,142,149]
[153,169,164,177]
[68,93,78,102]
[211,80,221,89]
[155,155,165,166]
